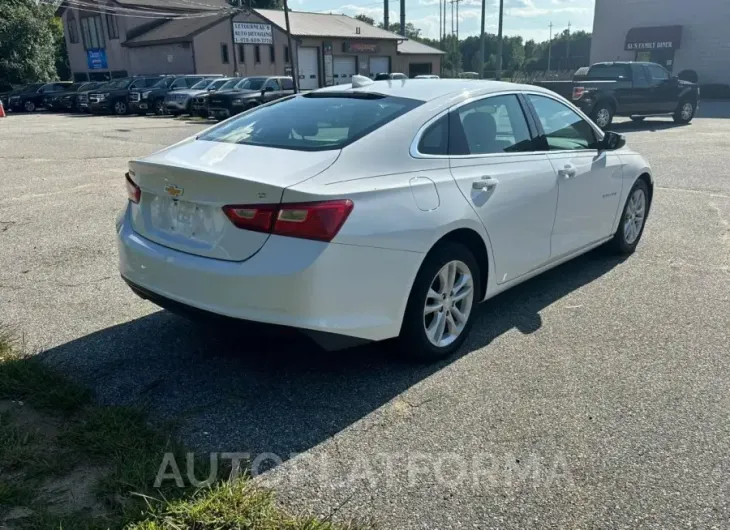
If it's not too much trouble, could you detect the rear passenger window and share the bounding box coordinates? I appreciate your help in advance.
[418,115,448,155]
[281,78,294,90]
[450,94,533,155]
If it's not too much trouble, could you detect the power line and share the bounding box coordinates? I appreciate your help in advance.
[45,0,235,19]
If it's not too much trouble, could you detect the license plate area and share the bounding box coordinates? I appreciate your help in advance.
[149,196,225,245]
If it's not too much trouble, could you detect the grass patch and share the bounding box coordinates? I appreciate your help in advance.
[0,327,368,529]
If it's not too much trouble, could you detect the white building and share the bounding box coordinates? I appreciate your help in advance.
[590,0,730,85]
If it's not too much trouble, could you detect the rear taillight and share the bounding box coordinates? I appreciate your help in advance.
[222,199,354,242]
[125,172,141,204]
[572,86,586,100]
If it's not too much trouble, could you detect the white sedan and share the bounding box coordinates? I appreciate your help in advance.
[118,76,652,361]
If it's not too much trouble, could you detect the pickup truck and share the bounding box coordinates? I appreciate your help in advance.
[208,76,295,121]
[537,62,700,128]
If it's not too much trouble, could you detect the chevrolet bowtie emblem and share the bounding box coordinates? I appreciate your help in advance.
[165,184,184,198]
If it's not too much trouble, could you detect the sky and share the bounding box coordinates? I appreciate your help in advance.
[292,0,595,43]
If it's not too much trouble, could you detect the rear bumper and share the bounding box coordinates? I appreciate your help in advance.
[117,206,421,341]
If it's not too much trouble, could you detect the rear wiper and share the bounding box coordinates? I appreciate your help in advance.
[302,92,385,100]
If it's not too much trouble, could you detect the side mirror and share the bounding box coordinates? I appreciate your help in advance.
[601,131,626,151]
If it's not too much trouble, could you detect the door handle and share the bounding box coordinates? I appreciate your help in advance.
[472,176,498,190]
[558,165,577,179]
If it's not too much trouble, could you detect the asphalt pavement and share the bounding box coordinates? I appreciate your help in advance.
[0,105,728,529]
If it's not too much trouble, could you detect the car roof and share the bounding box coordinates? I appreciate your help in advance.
[314,79,554,102]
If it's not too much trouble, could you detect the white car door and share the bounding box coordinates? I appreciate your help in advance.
[526,94,624,258]
[447,94,559,284]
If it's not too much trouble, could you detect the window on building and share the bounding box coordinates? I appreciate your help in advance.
[238,44,245,63]
[80,15,105,50]
[254,45,261,63]
[269,45,275,63]
[106,13,119,40]
[67,11,79,44]
[221,43,229,64]
[284,45,290,63]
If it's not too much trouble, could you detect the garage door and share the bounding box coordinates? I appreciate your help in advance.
[333,56,357,85]
[297,47,320,90]
[369,56,390,77]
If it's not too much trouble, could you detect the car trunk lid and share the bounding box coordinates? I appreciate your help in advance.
[128,139,339,261]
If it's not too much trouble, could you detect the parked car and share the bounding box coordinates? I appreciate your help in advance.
[563,61,699,128]
[414,74,440,79]
[0,81,23,109]
[8,82,73,112]
[374,73,408,81]
[207,76,295,120]
[88,76,162,115]
[130,75,219,115]
[44,82,101,111]
[191,77,240,118]
[164,77,232,116]
[118,77,653,361]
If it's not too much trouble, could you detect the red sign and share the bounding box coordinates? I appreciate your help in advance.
[345,42,378,53]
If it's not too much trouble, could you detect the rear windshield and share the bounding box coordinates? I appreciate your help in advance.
[586,64,630,79]
[199,93,422,151]
[151,77,174,88]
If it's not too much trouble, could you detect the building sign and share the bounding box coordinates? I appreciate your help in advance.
[233,22,273,44]
[344,42,378,53]
[626,41,674,50]
[323,41,334,86]
[625,25,682,52]
[86,49,108,70]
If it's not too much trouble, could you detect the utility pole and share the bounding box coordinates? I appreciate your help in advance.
[456,0,460,43]
[547,21,553,73]
[496,0,504,79]
[384,0,389,30]
[566,20,571,69]
[400,0,406,36]
[283,0,298,92]
[450,0,454,36]
[439,0,442,50]
[479,0,485,78]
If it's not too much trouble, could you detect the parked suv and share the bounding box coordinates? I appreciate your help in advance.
[191,77,241,118]
[8,82,73,112]
[130,75,217,115]
[88,76,162,115]
[44,82,101,112]
[208,76,295,120]
[164,77,231,116]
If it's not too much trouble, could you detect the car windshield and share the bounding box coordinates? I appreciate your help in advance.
[151,77,174,88]
[190,79,216,90]
[219,79,240,90]
[24,83,44,93]
[66,83,84,91]
[235,78,267,90]
[209,79,229,89]
[199,93,423,151]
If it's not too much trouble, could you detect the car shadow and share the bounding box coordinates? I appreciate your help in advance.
[608,119,688,133]
[38,247,626,461]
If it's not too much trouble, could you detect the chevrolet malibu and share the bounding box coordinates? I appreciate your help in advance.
[118,77,652,361]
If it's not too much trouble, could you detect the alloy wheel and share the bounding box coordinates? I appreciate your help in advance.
[155,101,165,115]
[114,101,127,115]
[423,260,474,348]
[680,102,694,121]
[595,108,611,128]
[24,101,35,112]
[623,188,646,245]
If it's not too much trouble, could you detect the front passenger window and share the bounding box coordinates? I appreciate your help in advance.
[527,94,598,151]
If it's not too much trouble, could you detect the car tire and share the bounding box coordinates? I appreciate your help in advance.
[397,242,481,362]
[113,100,128,115]
[591,102,614,129]
[24,100,35,112]
[608,178,650,255]
[154,100,165,115]
[673,99,696,124]
[630,116,646,122]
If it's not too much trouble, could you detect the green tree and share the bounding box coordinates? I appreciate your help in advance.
[52,17,71,81]
[379,22,422,40]
[354,14,375,26]
[0,0,59,84]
